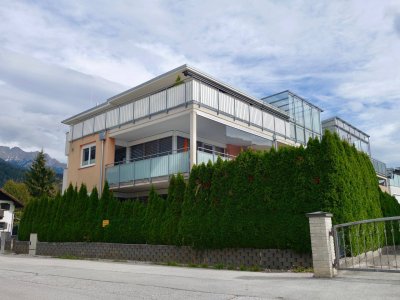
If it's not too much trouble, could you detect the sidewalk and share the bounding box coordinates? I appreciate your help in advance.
[0,254,399,299]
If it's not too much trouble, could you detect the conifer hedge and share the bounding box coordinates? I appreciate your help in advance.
[18,132,400,253]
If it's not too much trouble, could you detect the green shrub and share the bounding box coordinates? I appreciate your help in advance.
[18,132,399,257]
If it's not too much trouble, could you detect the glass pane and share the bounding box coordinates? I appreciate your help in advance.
[90,146,96,164]
[177,136,190,152]
[204,144,213,154]
[304,103,312,130]
[294,97,304,126]
[215,146,225,154]
[131,144,144,160]
[296,125,305,143]
[0,203,10,210]
[159,137,172,155]
[82,148,89,165]
[312,108,320,133]
[145,140,158,157]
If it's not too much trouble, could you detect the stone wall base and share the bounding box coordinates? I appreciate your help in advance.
[12,240,311,269]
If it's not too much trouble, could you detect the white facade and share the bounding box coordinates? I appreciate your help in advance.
[0,200,16,233]
[0,189,24,234]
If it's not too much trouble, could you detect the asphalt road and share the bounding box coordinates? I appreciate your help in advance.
[0,255,400,299]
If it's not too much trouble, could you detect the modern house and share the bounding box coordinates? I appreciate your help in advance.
[0,189,24,234]
[62,64,398,202]
[62,65,322,198]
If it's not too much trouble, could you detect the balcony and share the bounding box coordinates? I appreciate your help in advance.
[370,157,387,177]
[106,148,234,188]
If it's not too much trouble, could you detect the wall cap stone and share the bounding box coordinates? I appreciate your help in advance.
[306,211,333,218]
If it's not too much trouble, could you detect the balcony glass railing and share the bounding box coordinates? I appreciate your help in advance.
[106,149,190,186]
[371,157,387,177]
[197,147,234,165]
[106,148,235,187]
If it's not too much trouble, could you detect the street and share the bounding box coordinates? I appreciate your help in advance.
[0,255,399,299]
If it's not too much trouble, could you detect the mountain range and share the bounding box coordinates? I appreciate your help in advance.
[0,146,66,176]
[0,157,26,187]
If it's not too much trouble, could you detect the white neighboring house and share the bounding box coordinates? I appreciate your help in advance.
[0,189,24,234]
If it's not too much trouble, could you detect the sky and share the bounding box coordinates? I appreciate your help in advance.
[0,0,399,166]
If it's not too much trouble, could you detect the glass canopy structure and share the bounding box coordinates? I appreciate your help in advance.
[321,117,370,155]
[262,91,323,145]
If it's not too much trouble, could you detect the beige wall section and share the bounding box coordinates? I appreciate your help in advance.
[66,133,115,192]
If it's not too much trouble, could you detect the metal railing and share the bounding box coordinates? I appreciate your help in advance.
[68,79,293,143]
[333,216,400,272]
[371,157,387,177]
[196,147,235,165]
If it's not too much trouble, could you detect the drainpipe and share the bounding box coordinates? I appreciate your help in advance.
[99,131,106,193]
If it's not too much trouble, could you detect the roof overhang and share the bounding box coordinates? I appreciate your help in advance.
[0,189,24,208]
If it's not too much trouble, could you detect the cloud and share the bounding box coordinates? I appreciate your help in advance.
[394,14,400,38]
[0,0,399,166]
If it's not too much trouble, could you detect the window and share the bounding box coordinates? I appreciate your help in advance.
[0,203,10,211]
[0,222,7,230]
[82,144,96,167]
[177,136,190,152]
[130,137,172,160]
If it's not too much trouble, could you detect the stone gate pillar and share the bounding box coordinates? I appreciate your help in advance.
[306,212,337,278]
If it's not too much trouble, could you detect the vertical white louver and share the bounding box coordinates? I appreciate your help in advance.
[106,107,119,128]
[191,80,200,102]
[218,92,235,115]
[285,121,291,139]
[72,122,83,139]
[134,97,149,119]
[83,118,94,136]
[263,112,274,131]
[94,113,106,132]
[200,83,218,109]
[250,106,262,127]
[120,103,133,124]
[65,132,70,156]
[275,118,286,136]
[235,99,249,122]
[150,90,166,114]
[167,84,186,108]
[68,126,73,141]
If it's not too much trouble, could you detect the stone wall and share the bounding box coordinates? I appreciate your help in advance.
[13,241,311,269]
[13,240,29,254]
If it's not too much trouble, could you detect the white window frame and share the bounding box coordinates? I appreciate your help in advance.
[81,143,96,168]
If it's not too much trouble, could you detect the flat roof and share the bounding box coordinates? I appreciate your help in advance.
[62,64,289,125]
[262,90,324,112]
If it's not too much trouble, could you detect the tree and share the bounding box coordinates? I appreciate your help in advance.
[25,150,56,198]
[2,180,32,204]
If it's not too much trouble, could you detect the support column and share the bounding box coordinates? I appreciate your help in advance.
[126,146,131,162]
[172,132,177,152]
[306,211,337,278]
[190,111,197,169]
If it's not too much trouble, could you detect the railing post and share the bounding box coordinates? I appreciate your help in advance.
[306,211,337,278]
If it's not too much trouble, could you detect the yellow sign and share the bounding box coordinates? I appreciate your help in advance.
[102,220,109,227]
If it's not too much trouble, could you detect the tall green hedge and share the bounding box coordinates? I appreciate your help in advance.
[18,132,400,253]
